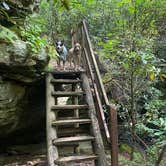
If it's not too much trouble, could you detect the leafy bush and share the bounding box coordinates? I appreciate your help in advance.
[21,14,48,53]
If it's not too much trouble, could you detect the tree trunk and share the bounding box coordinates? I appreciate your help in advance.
[155,145,166,166]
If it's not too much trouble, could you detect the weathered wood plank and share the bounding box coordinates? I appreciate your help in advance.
[46,73,58,166]
[83,47,110,140]
[52,119,91,126]
[82,21,109,106]
[50,70,85,75]
[55,155,97,164]
[51,105,88,110]
[51,79,82,84]
[52,91,84,97]
[81,73,109,166]
[53,136,94,145]
[57,127,89,137]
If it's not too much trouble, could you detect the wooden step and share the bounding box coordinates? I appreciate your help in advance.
[51,105,88,110]
[52,119,91,126]
[52,91,84,97]
[52,136,94,145]
[51,70,85,75]
[57,128,89,137]
[55,155,97,164]
[51,79,82,84]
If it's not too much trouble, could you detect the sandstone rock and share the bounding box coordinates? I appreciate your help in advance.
[0,38,49,83]
[0,0,47,144]
[0,80,26,136]
[0,78,46,141]
[0,34,48,141]
[8,40,28,64]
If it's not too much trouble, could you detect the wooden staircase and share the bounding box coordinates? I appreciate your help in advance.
[46,70,108,166]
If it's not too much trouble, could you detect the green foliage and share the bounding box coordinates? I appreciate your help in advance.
[0,25,18,43]
[21,14,48,53]
[21,28,47,53]
[135,87,166,163]
[16,0,166,163]
[0,8,9,20]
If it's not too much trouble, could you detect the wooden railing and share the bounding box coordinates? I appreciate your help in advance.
[72,20,118,166]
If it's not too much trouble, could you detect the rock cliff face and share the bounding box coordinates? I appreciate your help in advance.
[0,38,48,143]
[0,0,48,143]
[0,0,39,25]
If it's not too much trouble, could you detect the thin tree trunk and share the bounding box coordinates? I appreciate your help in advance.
[130,66,136,161]
[155,145,166,166]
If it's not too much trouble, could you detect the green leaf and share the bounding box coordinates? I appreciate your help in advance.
[128,5,135,14]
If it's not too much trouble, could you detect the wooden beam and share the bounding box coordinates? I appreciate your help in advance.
[109,104,119,166]
[51,105,88,110]
[51,79,82,84]
[53,136,94,145]
[52,119,91,126]
[83,47,110,140]
[82,20,110,106]
[52,91,84,97]
[55,155,97,164]
[46,73,58,166]
[81,73,109,166]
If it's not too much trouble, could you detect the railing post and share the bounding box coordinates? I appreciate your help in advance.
[109,104,119,166]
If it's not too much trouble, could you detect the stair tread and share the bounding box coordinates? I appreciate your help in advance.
[52,119,91,125]
[57,128,89,136]
[51,79,82,84]
[52,91,84,96]
[51,105,88,110]
[51,70,85,75]
[53,136,94,145]
[55,155,97,163]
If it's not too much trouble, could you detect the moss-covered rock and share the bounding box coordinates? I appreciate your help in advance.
[0,80,26,136]
[0,78,46,142]
[0,26,48,141]
[0,25,18,43]
[0,35,49,83]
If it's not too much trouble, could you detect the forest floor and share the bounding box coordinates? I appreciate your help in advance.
[0,143,110,166]
[0,143,165,166]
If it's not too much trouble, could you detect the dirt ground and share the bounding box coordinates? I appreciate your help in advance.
[0,143,111,166]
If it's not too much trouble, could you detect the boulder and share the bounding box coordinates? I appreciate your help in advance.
[8,40,28,64]
[0,28,48,143]
[0,37,49,83]
[0,80,26,136]
[0,78,46,143]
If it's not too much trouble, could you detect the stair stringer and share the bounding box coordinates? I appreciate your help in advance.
[81,73,109,166]
[46,73,58,166]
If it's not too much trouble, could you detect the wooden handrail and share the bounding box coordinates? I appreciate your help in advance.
[82,20,110,107]
[72,20,119,166]
[72,20,110,141]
